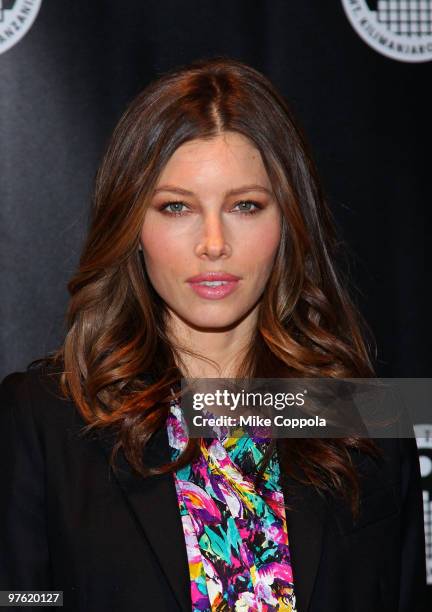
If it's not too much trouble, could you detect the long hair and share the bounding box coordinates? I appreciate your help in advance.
[48,56,380,517]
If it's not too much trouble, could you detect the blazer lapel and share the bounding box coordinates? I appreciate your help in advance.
[280,472,328,612]
[96,417,328,612]
[96,424,192,612]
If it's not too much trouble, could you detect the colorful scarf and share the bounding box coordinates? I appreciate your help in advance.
[166,399,297,611]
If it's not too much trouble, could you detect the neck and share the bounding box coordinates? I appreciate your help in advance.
[166,306,259,379]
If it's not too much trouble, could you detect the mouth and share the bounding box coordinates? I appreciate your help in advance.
[193,280,231,287]
[187,272,241,283]
[187,274,241,300]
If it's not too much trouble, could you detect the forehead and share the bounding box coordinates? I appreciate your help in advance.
[155,132,271,187]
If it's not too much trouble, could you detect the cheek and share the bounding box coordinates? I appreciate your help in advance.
[143,241,178,271]
[140,224,196,301]
[238,219,281,268]
[140,220,183,273]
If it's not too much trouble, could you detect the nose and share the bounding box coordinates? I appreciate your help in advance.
[195,211,231,260]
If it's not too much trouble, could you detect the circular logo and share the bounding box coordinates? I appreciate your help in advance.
[341,0,432,62]
[0,0,42,56]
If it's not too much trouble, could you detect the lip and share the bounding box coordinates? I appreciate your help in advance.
[187,272,241,283]
[186,272,241,300]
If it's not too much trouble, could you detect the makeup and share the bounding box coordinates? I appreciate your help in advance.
[187,272,241,300]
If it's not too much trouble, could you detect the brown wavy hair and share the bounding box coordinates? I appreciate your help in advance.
[48,56,380,517]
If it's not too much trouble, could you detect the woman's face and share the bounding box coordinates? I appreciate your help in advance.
[140,131,281,331]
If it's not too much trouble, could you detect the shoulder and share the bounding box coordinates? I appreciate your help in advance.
[370,436,421,486]
[0,359,79,432]
[352,437,422,508]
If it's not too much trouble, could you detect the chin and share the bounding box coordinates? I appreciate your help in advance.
[189,318,240,331]
[179,310,243,331]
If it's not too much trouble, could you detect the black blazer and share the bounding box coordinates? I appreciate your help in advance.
[0,365,427,612]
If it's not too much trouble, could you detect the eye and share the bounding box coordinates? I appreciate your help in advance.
[232,200,263,215]
[158,199,263,217]
[159,201,189,216]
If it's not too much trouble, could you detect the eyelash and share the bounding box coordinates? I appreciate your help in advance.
[158,200,263,217]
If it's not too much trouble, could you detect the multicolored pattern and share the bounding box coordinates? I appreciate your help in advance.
[167,399,297,611]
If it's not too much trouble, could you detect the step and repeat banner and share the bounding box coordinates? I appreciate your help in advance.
[1,0,431,604]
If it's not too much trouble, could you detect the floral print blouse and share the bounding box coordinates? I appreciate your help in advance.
[166,398,297,611]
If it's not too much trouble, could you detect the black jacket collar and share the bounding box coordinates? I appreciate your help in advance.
[95,419,328,612]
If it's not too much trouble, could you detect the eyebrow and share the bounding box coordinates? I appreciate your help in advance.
[153,184,273,197]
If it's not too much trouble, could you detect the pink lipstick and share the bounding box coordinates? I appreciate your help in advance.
[186,272,241,300]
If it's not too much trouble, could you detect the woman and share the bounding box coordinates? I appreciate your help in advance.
[0,57,426,611]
